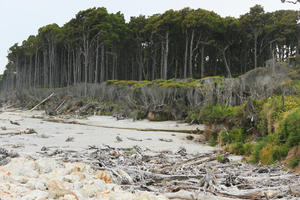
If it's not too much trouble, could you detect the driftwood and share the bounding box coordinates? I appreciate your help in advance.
[164,190,198,200]
[55,99,66,113]
[1,128,37,136]
[159,138,173,142]
[30,93,55,111]
[290,184,300,197]
[10,120,20,126]
[199,168,218,191]
[127,137,143,142]
[207,189,279,199]
[36,144,296,199]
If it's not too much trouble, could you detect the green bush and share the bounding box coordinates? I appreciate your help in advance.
[217,155,224,162]
[243,143,254,156]
[251,136,288,164]
[219,128,243,144]
[229,142,244,155]
[197,104,233,124]
[289,157,299,168]
[252,140,267,163]
[209,137,218,147]
[278,108,300,148]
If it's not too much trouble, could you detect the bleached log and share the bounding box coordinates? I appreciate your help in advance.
[30,92,55,111]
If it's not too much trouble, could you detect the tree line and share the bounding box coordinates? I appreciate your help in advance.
[1,5,299,93]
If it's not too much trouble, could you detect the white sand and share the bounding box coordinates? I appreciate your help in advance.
[0,109,239,200]
[0,110,214,154]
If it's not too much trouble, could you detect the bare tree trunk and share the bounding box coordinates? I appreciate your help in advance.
[222,45,232,78]
[72,50,76,85]
[95,42,99,83]
[100,44,105,82]
[131,57,134,80]
[43,50,48,88]
[112,54,116,80]
[163,31,169,80]
[201,45,205,78]
[105,50,109,81]
[82,33,90,96]
[189,30,195,78]
[34,49,38,87]
[29,55,32,88]
[137,44,143,81]
[16,55,20,89]
[151,47,157,80]
[67,48,71,86]
[184,31,189,79]
[175,58,178,78]
[160,42,164,79]
[254,31,258,69]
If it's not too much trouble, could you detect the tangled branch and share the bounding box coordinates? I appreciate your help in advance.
[281,0,299,4]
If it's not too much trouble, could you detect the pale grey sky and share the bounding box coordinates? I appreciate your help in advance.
[0,0,299,74]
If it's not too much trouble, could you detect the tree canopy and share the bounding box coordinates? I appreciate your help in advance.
[1,5,300,90]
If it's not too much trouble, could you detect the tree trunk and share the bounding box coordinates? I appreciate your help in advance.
[95,42,99,83]
[201,45,205,78]
[100,44,105,82]
[222,45,232,78]
[160,42,164,79]
[43,50,48,88]
[184,31,189,79]
[163,31,169,80]
[189,30,195,78]
[151,47,157,80]
[82,33,90,97]
[254,31,258,69]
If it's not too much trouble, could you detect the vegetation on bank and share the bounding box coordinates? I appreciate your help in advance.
[1,61,300,168]
[196,82,300,168]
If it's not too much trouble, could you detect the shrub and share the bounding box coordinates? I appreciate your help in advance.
[278,108,300,148]
[217,155,224,162]
[243,143,254,156]
[289,157,299,169]
[197,104,233,124]
[251,137,288,164]
[259,144,282,165]
[228,142,244,155]
[209,137,218,147]
[252,140,267,163]
[219,128,243,144]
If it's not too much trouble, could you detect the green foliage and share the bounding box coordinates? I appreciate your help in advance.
[278,108,300,148]
[196,104,233,124]
[219,128,243,144]
[108,80,152,89]
[217,155,224,162]
[227,142,244,155]
[107,79,203,90]
[213,96,300,165]
[243,143,254,156]
[4,5,300,91]
[250,135,288,164]
[251,138,285,165]
[209,137,218,147]
[289,157,299,169]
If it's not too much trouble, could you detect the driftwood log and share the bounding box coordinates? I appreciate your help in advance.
[30,92,55,111]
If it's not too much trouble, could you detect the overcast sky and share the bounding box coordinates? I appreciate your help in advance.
[0,0,299,74]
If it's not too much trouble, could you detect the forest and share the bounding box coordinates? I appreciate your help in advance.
[2,3,300,199]
[1,5,299,92]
